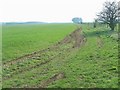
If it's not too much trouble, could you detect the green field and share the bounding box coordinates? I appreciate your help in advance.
[2,23,76,62]
[2,23,118,88]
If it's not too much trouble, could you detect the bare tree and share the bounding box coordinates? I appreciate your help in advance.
[97,1,118,31]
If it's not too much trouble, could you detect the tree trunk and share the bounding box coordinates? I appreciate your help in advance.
[109,23,115,31]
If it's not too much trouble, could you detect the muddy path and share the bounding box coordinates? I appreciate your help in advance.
[3,28,87,82]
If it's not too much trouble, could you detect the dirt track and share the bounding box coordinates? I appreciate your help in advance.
[3,28,87,87]
[3,28,86,66]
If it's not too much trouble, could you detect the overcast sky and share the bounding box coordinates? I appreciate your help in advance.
[0,0,119,22]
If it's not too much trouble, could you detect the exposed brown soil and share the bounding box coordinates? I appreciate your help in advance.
[59,29,86,47]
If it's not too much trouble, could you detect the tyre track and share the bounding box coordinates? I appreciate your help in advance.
[3,29,86,83]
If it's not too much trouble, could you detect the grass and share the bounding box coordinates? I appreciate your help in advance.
[47,26,118,88]
[2,23,118,88]
[2,23,76,62]
[52,29,118,88]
